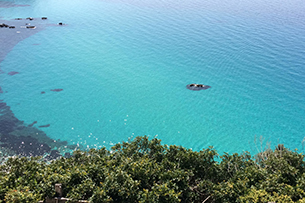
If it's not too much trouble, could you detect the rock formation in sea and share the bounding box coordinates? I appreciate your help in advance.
[0,3,71,159]
[8,71,19,76]
[0,16,62,64]
[28,121,37,127]
[0,100,77,157]
[38,124,50,128]
[51,89,63,92]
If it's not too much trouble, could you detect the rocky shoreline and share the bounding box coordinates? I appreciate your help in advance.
[0,3,73,161]
[0,17,48,64]
[0,100,79,160]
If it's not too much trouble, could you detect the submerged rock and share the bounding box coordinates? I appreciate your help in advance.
[28,121,37,127]
[16,125,26,130]
[51,88,63,92]
[8,71,19,76]
[0,134,51,156]
[64,152,72,158]
[26,25,36,29]
[0,120,18,134]
[38,124,50,128]
[45,150,62,160]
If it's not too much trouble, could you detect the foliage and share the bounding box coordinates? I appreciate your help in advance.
[0,136,305,202]
[4,186,41,203]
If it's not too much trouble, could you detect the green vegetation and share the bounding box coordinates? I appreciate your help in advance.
[1,136,305,202]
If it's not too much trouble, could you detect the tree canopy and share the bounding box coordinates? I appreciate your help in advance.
[1,136,305,202]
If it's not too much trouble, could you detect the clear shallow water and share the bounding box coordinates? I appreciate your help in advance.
[1,0,305,154]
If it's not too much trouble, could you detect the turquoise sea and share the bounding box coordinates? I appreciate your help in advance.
[1,0,305,155]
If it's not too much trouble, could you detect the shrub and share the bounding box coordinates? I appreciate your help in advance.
[4,187,41,203]
[1,136,305,202]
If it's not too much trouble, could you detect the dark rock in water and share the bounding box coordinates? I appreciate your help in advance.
[0,23,9,28]
[0,101,8,109]
[26,25,36,29]
[15,18,22,20]
[57,139,68,145]
[41,91,45,94]
[38,124,50,128]
[8,71,19,76]
[42,17,47,20]
[10,126,66,150]
[64,152,72,158]
[45,150,62,160]
[28,121,37,127]
[58,22,63,25]
[67,144,79,150]
[51,88,63,92]
[9,26,15,29]
[186,84,211,91]
[26,17,34,20]
[0,120,17,134]
[0,134,51,157]
[0,18,50,64]
[16,125,26,130]
[0,116,19,134]
[50,150,61,157]
[0,100,78,157]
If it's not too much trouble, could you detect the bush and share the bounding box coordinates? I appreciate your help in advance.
[1,136,305,202]
[4,187,41,203]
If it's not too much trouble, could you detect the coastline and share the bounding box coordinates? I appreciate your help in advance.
[1,0,304,157]
[0,18,47,64]
[0,4,75,160]
[0,98,79,160]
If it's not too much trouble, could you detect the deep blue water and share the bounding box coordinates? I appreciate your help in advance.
[1,0,305,155]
